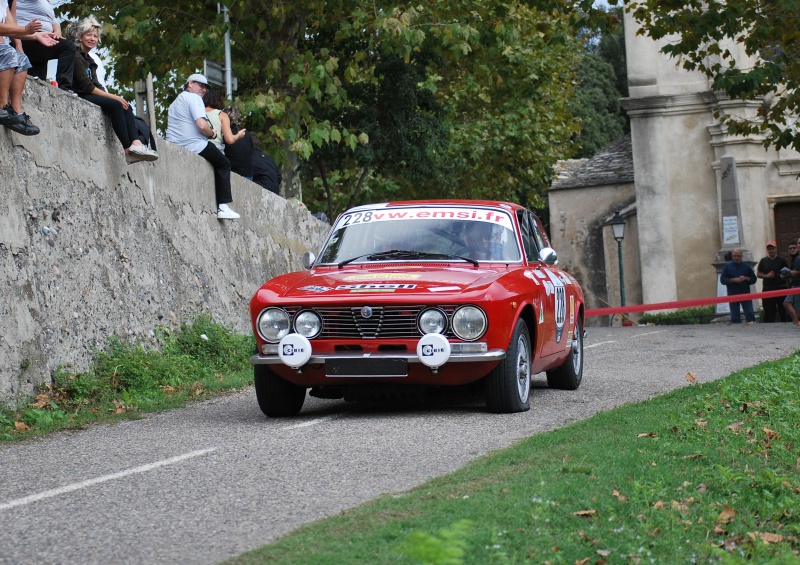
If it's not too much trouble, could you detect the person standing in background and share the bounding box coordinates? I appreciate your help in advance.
[784,238,800,326]
[720,249,757,325]
[756,241,788,323]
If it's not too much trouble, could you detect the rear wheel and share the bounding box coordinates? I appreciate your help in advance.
[485,318,531,413]
[254,364,306,417]
[546,318,583,390]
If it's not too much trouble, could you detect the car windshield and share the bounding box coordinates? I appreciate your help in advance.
[317,206,523,265]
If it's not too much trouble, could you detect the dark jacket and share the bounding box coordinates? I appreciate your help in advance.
[720,261,757,295]
[225,132,254,178]
[252,149,282,195]
[72,50,103,95]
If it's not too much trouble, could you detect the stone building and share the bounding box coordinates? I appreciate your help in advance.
[548,11,800,325]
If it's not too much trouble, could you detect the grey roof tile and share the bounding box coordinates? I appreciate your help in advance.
[550,135,634,190]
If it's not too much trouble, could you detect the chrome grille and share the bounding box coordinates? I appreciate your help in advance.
[284,305,458,339]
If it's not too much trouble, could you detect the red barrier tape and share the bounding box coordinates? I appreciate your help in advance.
[585,287,800,317]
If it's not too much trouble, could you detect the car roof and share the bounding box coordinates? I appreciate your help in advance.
[343,200,525,213]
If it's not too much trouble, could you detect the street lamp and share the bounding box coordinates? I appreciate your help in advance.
[610,212,626,307]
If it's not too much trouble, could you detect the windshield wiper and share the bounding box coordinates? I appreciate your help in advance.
[338,250,478,269]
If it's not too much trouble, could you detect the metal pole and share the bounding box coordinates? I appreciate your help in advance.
[146,73,156,130]
[617,240,626,307]
[221,3,232,101]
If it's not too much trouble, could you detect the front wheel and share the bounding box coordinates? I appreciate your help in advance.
[485,318,531,413]
[546,317,583,390]
[254,364,307,417]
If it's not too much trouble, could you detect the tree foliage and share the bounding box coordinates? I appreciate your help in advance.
[58,0,594,217]
[571,8,628,158]
[619,0,800,153]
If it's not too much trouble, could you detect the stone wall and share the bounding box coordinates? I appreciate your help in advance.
[0,79,330,405]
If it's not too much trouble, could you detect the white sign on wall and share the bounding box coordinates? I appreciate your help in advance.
[722,216,740,245]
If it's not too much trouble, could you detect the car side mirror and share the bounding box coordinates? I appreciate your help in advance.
[302,252,316,269]
[538,247,557,266]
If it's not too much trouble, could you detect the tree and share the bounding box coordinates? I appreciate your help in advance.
[59,1,585,216]
[570,54,626,158]
[619,0,800,153]
[569,7,628,158]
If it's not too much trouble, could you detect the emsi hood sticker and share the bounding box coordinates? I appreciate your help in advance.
[336,283,417,291]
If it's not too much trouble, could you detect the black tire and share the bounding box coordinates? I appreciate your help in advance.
[254,364,306,417]
[546,317,583,390]
[485,318,532,413]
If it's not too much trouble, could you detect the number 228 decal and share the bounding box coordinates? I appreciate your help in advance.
[544,270,567,343]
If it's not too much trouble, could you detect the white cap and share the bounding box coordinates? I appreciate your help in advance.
[186,73,209,86]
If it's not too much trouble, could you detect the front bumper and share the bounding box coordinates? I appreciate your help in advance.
[250,349,506,366]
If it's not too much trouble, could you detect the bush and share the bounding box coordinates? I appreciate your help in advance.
[1,315,255,441]
[639,306,718,325]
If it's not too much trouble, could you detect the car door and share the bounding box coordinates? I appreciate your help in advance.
[516,210,556,357]
[528,212,571,357]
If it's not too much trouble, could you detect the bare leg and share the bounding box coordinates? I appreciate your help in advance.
[785,302,798,325]
[0,68,13,108]
[9,70,27,113]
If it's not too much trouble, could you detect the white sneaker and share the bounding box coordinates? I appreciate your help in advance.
[129,144,158,162]
[217,203,240,219]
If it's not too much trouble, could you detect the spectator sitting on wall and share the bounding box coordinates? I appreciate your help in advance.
[12,0,76,90]
[69,16,157,164]
[756,240,788,323]
[720,248,757,325]
[0,2,49,135]
[251,133,282,195]
[166,73,239,220]
[202,87,245,153]
[221,106,253,180]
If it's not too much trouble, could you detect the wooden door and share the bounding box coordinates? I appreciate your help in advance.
[773,203,800,260]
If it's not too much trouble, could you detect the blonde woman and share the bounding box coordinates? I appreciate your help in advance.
[69,16,156,164]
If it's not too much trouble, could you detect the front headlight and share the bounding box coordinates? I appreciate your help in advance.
[452,306,487,341]
[257,308,291,342]
[418,308,447,334]
[294,310,322,338]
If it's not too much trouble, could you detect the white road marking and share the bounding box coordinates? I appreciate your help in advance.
[585,341,617,349]
[585,330,666,350]
[630,330,666,338]
[281,415,339,430]
[0,447,217,512]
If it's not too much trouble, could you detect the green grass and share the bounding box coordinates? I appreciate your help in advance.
[0,315,254,441]
[225,355,800,565]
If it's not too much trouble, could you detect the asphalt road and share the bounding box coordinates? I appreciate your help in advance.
[1,323,798,564]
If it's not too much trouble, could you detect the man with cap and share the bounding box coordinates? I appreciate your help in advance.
[756,241,788,323]
[166,73,239,219]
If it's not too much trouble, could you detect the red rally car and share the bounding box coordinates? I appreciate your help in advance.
[249,200,585,416]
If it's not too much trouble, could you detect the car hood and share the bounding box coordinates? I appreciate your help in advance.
[270,265,508,299]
